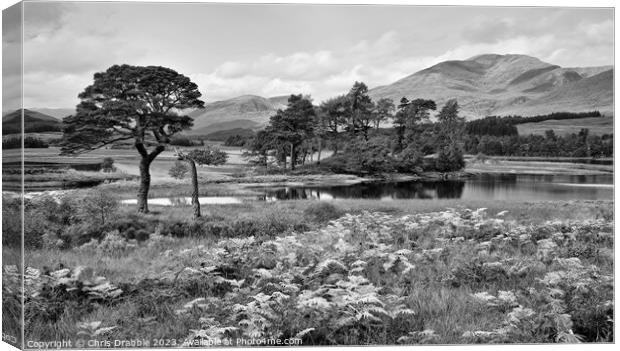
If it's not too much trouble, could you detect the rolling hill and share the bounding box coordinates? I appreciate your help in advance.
[199,128,256,142]
[29,108,75,120]
[368,54,613,118]
[2,109,62,135]
[187,95,287,135]
[22,53,613,137]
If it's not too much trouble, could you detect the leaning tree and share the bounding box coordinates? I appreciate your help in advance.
[61,64,204,213]
[176,147,228,219]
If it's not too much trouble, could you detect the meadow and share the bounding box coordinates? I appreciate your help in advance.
[2,137,615,347]
[516,117,613,137]
[2,196,614,345]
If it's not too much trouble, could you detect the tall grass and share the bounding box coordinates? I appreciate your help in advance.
[3,199,613,345]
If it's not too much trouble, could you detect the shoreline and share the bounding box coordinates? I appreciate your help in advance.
[7,157,613,195]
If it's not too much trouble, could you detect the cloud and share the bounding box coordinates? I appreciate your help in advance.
[23,2,70,40]
[461,18,517,44]
[459,12,613,68]
[8,4,612,110]
[22,71,92,108]
[197,31,428,102]
[20,4,148,108]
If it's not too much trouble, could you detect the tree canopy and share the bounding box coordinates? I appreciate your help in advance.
[61,64,204,155]
[60,64,205,213]
[263,94,316,170]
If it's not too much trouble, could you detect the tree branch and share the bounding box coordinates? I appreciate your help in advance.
[135,142,149,158]
[148,145,166,163]
[62,135,135,155]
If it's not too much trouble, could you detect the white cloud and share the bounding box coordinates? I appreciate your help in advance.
[9,3,612,111]
[198,32,431,102]
[197,31,569,103]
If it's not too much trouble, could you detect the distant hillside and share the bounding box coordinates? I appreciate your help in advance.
[187,95,287,135]
[199,128,255,142]
[23,53,613,133]
[493,69,613,116]
[197,119,261,133]
[2,109,62,135]
[29,108,75,119]
[369,54,613,118]
[516,116,613,137]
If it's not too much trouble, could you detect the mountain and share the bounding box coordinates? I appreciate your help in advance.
[2,109,62,135]
[21,54,612,135]
[368,54,613,118]
[187,94,287,135]
[28,108,75,120]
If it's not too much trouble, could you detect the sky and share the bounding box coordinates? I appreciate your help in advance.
[1,1,614,112]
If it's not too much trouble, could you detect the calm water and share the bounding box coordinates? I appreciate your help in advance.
[121,196,242,206]
[250,174,614,202]
[116,174,613,207]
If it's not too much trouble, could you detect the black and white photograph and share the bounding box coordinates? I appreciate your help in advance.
[1,0,615,348]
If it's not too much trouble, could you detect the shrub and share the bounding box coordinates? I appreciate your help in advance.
[324,136,395,175]
[347,137,396,174]
[101,157,117,172]
[224,134,250,147]
[2,136,49,149]
[111,213,157,240]
[159,220,205,238]
[2,196,22,247]
[79,230,138,257]
[434,144,465,172]
[20,195,71,249]
[168,160,189,179]
[395,145,424,173]
[78,189,119,227]
[303,201,342,223]
[170,136,195,146]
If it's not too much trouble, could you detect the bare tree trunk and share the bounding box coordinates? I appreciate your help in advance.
[290,143,295,170]
[188,159,201,219]
[332,135,338,155]
[137,156,151,213]
[317,138,322,165]
[136,143,165,214]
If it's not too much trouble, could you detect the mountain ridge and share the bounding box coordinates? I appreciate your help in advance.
[2,109,62,135]
[21,53,613,135]
[186,94,288,135]
[368,53,613,118]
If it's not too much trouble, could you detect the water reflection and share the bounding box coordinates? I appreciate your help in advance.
[252,174,613,202]
[121,196,242,206]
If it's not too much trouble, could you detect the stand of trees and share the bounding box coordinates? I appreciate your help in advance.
[464,129,613,158]
[465,111,603,137]
[224,134,251,147]
[497,111,602,125]
[246,82,467,175]
[169,136,205,147]
[3,136,50,149]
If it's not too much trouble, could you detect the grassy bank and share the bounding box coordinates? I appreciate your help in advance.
[466,159,613,175]
[5,145,613,196]
[516,116,613,136]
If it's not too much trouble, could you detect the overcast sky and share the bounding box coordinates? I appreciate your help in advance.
[2,2,614,111]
